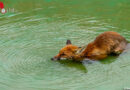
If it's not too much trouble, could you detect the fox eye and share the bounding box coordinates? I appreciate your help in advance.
[61,53,65,56]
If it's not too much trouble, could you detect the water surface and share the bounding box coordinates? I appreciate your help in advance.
[0,0,130,90]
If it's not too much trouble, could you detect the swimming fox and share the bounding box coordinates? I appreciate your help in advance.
[51,31,128,61]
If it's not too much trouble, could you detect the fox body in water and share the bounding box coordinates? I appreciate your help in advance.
[51,31,128,61]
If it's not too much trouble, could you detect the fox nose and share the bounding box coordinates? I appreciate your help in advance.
[57,57,60,60]
[51,58,54,60]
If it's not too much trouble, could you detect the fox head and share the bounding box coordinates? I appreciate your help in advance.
[51,40,79,61]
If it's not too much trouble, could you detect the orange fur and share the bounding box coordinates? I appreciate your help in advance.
[53,45,78,60]
[52,31,127,61]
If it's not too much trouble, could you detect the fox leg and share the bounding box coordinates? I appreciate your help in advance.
[113,42,127,55]
[113,47,123,55]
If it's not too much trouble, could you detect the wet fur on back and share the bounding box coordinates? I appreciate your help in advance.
[52,31,128,61]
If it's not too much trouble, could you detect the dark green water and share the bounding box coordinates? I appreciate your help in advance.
[0,0,130,90]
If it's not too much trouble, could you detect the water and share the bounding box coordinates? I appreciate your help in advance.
[0,0,130,90]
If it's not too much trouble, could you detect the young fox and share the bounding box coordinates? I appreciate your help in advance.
[51,31,128,61]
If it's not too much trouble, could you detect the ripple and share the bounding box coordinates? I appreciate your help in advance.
[0,1,129,89]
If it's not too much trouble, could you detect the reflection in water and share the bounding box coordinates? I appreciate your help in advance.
[100,56,118,64]
[0,0,130,90]
[59,60,87,73]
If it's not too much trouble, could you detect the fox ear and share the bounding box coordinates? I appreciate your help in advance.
[66,40,72,45]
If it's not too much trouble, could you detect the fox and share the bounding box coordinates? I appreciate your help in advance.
[51,31,128,61]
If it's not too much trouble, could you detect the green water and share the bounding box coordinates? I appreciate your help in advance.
[0,0,130,90]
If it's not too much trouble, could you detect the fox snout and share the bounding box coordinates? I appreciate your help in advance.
[51,56,67,61]
[51,57,60,61]
[51,54,60,61]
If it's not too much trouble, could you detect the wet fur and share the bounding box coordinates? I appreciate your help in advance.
[52,31,128,61]
[79,31,127,60]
